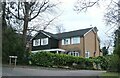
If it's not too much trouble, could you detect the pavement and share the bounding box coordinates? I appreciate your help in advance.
[2,65,106,77]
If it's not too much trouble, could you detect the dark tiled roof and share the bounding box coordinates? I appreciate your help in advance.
[38,27,95,40]
[40,30,58,39]
[54,27,93,39]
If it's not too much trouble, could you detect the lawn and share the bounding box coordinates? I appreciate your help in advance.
[99,72,120,78]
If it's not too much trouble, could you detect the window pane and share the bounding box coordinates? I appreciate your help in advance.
[62,39,64,45]
[33,39,40,46]
[62,38,70,45]
[76,52,79,57]
[41,38,48,45]
[71,37,80,44]
[85,51,90,58]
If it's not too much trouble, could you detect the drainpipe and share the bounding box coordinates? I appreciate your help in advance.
[83,36,85,57]
[95,32,97,57]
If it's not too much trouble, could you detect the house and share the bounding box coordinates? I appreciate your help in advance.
[31,27,102,58]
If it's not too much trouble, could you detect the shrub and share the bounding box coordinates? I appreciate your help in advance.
[84,58,94,69]
[107,54,120,72]
[30,52,95,69]
[30,52,54,67]
[93,56,108,70]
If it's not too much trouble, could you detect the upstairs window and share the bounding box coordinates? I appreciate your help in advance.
[33,39,40,46]
[71,37,80,44]
[41,38,48,45]
[62,38,70,45]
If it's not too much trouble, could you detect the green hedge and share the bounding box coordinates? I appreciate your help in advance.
[30,52,117,71]
[93,56,108,70]
[30,52,94,69]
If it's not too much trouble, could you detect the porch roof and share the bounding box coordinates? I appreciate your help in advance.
[31,48,66,53]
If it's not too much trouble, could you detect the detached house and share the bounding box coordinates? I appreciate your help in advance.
[31,27,102,58]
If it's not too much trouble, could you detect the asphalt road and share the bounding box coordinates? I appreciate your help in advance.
[2,65,106,77]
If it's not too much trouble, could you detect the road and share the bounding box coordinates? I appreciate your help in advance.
[2,65,106,76]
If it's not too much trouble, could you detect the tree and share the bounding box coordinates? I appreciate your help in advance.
[74,0,119,27]
[2,2,7,31]
[114,27,120,56]
[55,24,65,33]
[102,46,108,56]
[2,26,25,64]
[6,0,59,51]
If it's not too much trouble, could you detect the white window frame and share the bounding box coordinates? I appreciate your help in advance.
[69,51,80,57]
[33,39,40,46]
[62,38,70,45]
[71,37,80,44]
[75,52,80,57]
[41,38,48,45]
[85,51,90,58]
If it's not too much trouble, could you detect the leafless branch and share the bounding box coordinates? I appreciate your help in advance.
[29,1,49,21]
[74,0,100,12]
[42,13,61,30]
[6,7,24,20]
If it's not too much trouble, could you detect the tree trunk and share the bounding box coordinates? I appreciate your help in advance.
[2,2,7,31]
[22,2,30,52]
[22,16,28,51]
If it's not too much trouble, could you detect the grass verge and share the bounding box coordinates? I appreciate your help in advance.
[99,72,120,78]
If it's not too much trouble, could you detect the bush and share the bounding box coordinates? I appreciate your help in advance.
[107,54,120,72]
[90,56,109,70]
[84,58,94,69]
[30,52,54,67]
[30,51,94,69]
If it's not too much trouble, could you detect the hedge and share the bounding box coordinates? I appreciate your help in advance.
[30,52,95,69]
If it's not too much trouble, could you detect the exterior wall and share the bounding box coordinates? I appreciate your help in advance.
[84,30,100,57]
[32,32,50,51]
[95,36,100,56]
[32,32,58,51]
[50,38,59,49]
[59,37,84,57]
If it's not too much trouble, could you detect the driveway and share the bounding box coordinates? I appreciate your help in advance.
[2,65,106,76]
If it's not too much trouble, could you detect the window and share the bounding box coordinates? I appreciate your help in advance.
[69,51,80,57]
[85,51,90,58]
[62,38,70,45]
[41,38,48,45]
[75,52,79,57]
[71,37,80,44]
[33,39,40,46]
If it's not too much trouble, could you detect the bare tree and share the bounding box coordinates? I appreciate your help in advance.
[5,0,60,50]
[74,0,100,12]
[104,0,120,27]
[55,24,65,33]
[74,0,119,26]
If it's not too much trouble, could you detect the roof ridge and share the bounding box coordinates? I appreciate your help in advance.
[55,27,93,35]
[36,27,96,40]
